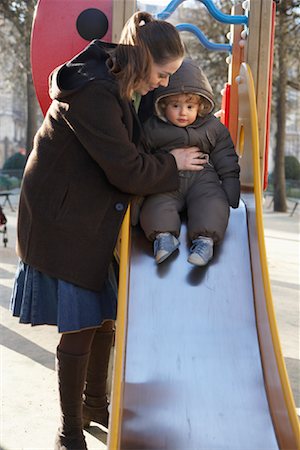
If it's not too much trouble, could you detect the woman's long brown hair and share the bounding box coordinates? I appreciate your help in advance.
[108,11,184,98]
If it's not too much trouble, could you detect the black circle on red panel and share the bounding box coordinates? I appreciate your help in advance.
[76,8,109,41]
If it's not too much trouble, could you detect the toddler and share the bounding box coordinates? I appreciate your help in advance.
[140,58,240,266]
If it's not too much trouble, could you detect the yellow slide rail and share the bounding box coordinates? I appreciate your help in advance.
[107,206,131,450]
[238,62,300,448]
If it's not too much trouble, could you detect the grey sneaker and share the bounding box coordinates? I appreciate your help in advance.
[188,236,214,266]
[153,232,180,264]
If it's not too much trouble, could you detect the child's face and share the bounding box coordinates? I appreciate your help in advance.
[164,94,199,127]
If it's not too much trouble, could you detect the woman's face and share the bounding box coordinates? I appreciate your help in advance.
[135,57,183,96]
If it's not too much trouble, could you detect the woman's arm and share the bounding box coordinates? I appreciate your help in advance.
[62,82,204,195]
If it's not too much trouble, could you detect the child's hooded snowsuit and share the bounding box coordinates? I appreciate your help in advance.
[140,58,240,243]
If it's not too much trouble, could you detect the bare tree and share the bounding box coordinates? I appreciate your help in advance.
[0,0,39,156]
[173,0,232,108]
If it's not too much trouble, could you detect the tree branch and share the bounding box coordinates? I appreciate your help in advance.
[287,80,300,90]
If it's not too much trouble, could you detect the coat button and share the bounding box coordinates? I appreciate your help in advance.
[115,202,124,211]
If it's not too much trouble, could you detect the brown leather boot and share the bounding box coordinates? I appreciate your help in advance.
[83,323,114,429]
[55,348,89,450]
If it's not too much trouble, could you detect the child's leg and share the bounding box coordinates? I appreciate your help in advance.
[186,170,230,243]
[186,170,230,266]
[140,191,184,263]
[139,191,183,241]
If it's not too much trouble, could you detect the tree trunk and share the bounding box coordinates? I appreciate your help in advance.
[24,0,39,157]
[273,2,287,212]
[26,71,39,156]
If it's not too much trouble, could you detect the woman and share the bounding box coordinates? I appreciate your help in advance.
[10,11,205,450]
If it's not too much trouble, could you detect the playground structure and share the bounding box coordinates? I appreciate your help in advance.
[31,1,300,449]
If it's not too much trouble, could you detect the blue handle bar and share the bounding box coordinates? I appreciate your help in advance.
[157,0,248,25]
[176,23,232,52]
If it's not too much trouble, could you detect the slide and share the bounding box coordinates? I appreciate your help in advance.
[115,201,278,449]
[108,196,299,450]
[108,65,300,450]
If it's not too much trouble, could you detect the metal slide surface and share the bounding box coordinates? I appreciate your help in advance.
[119,200,279,450]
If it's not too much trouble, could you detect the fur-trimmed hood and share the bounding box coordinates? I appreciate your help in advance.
[153,58,215,119]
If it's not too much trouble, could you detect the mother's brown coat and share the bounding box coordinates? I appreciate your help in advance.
[17,47,179,292]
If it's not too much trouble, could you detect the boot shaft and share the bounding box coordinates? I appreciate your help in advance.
[85,329,114,400]
[83,328,114,429]
[56,348,90,410]
[55,348,90,449]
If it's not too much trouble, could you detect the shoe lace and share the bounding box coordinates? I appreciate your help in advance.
[154,234,172,253]
[190,238,212,256]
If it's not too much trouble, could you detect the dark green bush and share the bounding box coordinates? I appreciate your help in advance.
[0,174,21,191]
[2,153,26,179]
[285,155,300,180]
[0,175,12,190]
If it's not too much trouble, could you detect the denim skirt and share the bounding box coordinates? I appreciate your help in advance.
[10,260,118,333]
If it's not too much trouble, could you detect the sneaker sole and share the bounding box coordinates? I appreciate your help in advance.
[156,243,180,264]
[187,253,211,266]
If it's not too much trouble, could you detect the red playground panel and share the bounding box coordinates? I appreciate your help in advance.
[31,0,113,115]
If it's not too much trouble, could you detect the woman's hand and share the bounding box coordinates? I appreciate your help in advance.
[170,147,207,171]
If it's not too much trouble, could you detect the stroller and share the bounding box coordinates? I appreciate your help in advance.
[0,205,8,247]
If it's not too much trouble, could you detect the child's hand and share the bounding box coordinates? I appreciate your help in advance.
[170,147,207,171]
[222,177,240,208]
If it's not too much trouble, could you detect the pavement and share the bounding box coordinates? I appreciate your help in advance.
[0,191,299,450]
